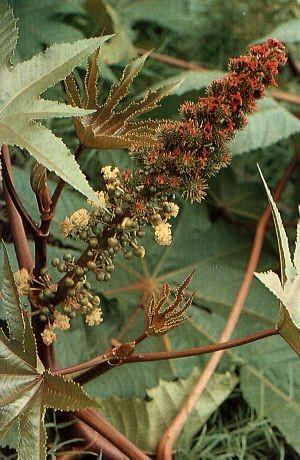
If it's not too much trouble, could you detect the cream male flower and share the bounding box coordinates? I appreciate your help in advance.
[85,308,103,326]
[102,166,119,181]
[59,208,90,237]
[154,222,172,246]
[53,311,70,331]
[14,268,32,295]
[165,202,179,219]
[41,325,56,345]
[87,191,106,209]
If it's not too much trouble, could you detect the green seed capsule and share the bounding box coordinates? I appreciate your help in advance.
[93,226,102,236]
[51,258,60,267]
[89,238,98,249]
[43,288,53,299]
[124,251,133,260]
[65,277,74,288]
[79,230,87,240]
[149,186,156,193]
[103,214,111,223]
[87,261,96,271]
[106,264,115,273]
[92,296,101,305]
[41,306,49,314]
[136,230,145,238]
[80,297,89,306]
[57,263,65,273]
[96,272,105,281]
[40,266,48,275]
[123,193,132,202]
[115,206,123,215]
[63,254,73,261]
[87,250,94,258]
[108,237,118,248]
[134,246,145,257]
[104,273,111,281]
[75,267,84,277]
[108,248,115,255]
[39,314,47,322]
[83,282,91,290]
[38,291,45,301]
[67,288,76,297]
[69,311,77,318]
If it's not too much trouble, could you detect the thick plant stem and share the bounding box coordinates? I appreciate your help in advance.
[75,409,150,460]
[156,155,300,460]
[1,145,54,369]
[1,145,34,270]
[55,327,278,379]
[55,414,127,460]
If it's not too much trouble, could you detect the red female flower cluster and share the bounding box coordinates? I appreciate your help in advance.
[131,39,286,201]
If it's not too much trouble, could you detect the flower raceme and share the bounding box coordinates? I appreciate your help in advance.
[53,40,287,340]
[130,39,287,202]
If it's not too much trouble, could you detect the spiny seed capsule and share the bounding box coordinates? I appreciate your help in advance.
[39,314,47,322]
[87,261,97,271]
[89,238,98,249]
[124,251,133,259]
[51,258,60,267]
[108,237,118,248]
[65,277,75,288]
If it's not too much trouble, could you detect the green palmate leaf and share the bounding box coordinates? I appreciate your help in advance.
[0,1,111,204]
[241,361,300,453]
[231,98,300,156]
[106,0,206,36]
[255,168,300,355]
[258,19,300,44]
[97,369,237,454]
[9,0,85,61]
[65,51,183,149]
[0,245,97,459]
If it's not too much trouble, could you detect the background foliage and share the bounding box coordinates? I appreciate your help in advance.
[1,0,300,458]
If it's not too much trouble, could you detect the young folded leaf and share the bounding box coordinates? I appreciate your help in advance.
[255,168,300,355]
[145,272,194,336]
[65,50,183,149]
[0,244,98,460]
[0,1,110,204]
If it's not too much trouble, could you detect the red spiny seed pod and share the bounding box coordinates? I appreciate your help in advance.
[130,39,287,202]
